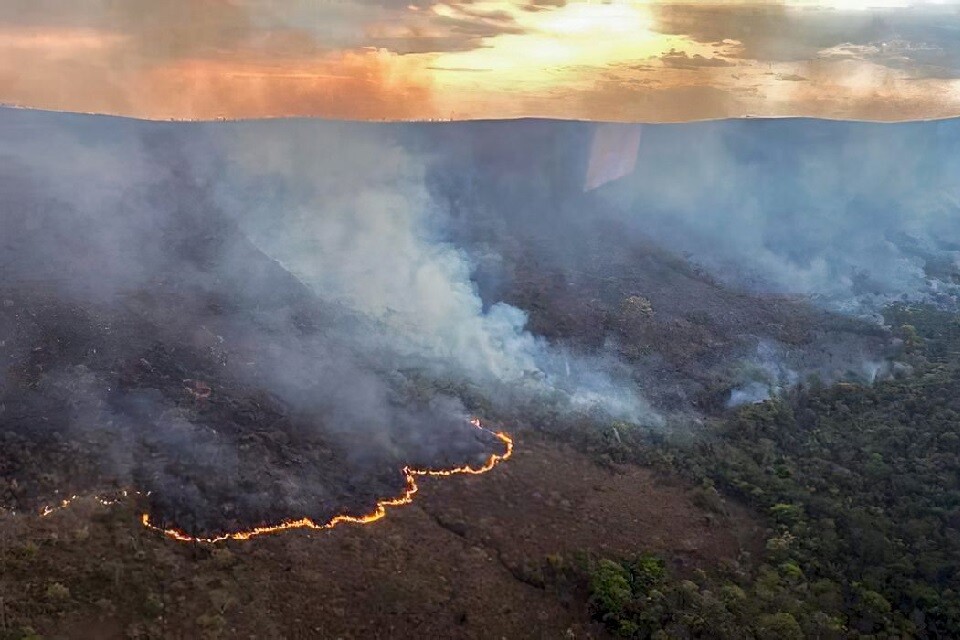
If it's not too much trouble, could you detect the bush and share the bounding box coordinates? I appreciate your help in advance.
[44,582,70,602]
[628,553,666,591]
[590,559,633,620]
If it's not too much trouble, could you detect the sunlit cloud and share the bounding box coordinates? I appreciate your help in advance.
[430,1,669,74]
[0,27,127,53]
[2,0,960,120]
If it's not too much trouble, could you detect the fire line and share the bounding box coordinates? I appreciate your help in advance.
[126,418,513,543]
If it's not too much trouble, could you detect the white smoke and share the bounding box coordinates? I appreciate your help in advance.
[205,121,656,424]
[726,341,799,408]
[597,120,960,315]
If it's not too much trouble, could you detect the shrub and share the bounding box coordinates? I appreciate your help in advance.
[590,559,634,621]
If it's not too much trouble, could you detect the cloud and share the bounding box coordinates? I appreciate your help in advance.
[651,3,960,77]
[661,49,736,70]
[3,1,960,120]
[137,50,435,120]
[0,39,437,119]
[363,3,527,54]
[521,0,566,12]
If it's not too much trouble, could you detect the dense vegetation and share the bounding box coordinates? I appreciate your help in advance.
[583,305,960,638]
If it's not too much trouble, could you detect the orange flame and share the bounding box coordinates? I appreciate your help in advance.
[140,418,513,543]
[39,489,143,518]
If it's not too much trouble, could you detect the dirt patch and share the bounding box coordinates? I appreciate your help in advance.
[418,433,759,575]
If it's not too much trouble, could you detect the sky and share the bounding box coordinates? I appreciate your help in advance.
[2,1,960,121]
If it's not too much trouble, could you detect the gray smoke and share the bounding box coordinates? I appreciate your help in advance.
[597,119,960,316]
[203,119,655,423]
[406,118,960,319]
[726,341,800,408]
[0,108,655,503]
[400,118,949,409]
[7,108,953,528]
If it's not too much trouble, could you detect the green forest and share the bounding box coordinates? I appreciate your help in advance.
[578,305,960,638]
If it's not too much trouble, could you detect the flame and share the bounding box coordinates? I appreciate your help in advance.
[39,489,145,518]
[140,418,513,543]
[31,419,512,543]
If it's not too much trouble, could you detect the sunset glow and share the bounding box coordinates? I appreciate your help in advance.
[2,0,960,121]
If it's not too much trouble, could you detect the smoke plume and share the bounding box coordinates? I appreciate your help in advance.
[0,108,652,533]
[596,119,960,315]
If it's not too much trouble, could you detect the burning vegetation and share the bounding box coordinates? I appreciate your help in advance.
[28,420,512,544]
[139,420,513,543]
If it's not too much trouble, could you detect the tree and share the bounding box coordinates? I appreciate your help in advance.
[756,612,803,640]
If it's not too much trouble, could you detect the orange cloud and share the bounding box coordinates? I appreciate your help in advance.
[136,50,435,120]
[2,1,960,121]
[0,27,127,53]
